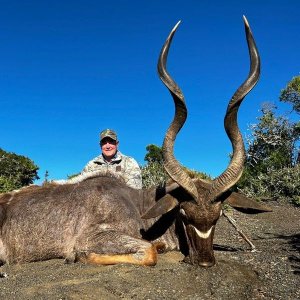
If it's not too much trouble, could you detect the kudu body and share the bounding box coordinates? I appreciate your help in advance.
[0,17,269,267]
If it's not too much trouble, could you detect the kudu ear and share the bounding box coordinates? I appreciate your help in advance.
[224,192,272,214]
[141,195,179,219]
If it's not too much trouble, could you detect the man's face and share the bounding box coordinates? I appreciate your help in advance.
[100,137,119,161]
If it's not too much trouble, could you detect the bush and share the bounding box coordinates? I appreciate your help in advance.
[141,161,212,189]
[0,148,39,193]
[141,162,167,188]
[237,102,299,206]
[280,75,300,114]
[0,176,20,193]
[238,165,300,206]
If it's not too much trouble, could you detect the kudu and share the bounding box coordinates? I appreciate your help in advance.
[0,17,270,268]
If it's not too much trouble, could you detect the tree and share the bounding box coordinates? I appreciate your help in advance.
[246,103,299,171]
[280,75,300,114]
[280,75,300,164]
[0,148,39,193]
[144,144,163,163]
[142,144,166,188]
[237,103,300,205]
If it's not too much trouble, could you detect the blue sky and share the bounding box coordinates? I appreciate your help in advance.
[1,0,299,182]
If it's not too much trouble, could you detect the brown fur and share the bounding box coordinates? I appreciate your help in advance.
[0,175,178,266]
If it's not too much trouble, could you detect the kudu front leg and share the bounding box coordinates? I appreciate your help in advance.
[77,232,158,266]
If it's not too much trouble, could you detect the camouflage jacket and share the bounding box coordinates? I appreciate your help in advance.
[82,151,142,189]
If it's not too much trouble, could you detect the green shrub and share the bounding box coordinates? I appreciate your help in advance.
[238,165,300,206]
[141,162,167,188]
[0,148,39,193]
[141,161,212,189]
[0,176,20,193]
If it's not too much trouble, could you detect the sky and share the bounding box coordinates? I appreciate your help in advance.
[1,0,299,183]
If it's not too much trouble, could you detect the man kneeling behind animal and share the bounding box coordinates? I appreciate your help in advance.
[81,129,142,190]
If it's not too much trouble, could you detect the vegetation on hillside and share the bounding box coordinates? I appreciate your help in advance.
[237,76,300,206]
[0,148,39,193]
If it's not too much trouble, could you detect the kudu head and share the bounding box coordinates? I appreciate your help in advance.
[144,17,261,267]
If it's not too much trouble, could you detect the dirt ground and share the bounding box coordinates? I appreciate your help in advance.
[0,201,299,300]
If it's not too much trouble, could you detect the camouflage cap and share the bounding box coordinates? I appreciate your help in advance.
[100,129,118,141]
